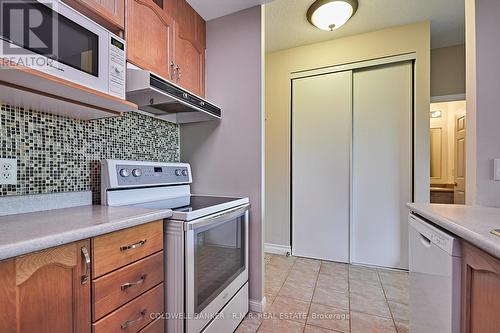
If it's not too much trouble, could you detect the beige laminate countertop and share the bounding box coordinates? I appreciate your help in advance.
[0,205,172,261]
[407,203,500,258]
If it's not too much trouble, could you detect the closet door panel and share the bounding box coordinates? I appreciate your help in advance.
[351,62,412,269]
[292,70,352,262]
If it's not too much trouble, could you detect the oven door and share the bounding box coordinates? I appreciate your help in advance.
[0,0,112,93]
[185,204,249,333]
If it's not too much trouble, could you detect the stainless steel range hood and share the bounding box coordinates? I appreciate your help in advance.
[126,67,222,124]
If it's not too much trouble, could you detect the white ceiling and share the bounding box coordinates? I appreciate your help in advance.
[265,0,465,53]
[186,0,272,21]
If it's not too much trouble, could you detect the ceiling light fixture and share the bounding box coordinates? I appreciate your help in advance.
[307,0,358,31]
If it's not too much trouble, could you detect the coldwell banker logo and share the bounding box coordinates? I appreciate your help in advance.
[0,0,58,69]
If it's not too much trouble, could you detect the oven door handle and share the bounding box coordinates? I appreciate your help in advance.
[185,204,250,231]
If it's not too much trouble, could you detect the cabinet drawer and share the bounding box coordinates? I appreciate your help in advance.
[93,251,164,320]
[92,221,163,278]
[138,318,164,333]
[93,283,163,333]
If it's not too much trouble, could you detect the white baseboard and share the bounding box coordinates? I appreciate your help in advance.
[249,296,266,313]
[264,243,291,256]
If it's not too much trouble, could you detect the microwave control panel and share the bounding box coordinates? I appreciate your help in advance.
[108,36,126,99]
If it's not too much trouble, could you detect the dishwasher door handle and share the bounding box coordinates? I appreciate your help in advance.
[420,233,432,247]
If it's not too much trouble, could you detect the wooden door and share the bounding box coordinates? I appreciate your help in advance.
[173,0,206,97]
[462,242,500,333]
[63,0,125,32]
[126,0,175,81]
[454,114,466,204]
[0,240,91,333]
[291,70,352,262]
[351,62,413,269]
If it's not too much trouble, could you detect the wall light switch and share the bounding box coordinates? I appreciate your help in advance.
[494,159,500,181]
[0,158,17,185]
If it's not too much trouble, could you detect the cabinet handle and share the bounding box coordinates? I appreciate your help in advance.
[121,309,147,329]
[175,65,181,82]
[170,61,176,80]
[81,246,91,285]
[120,239,147,252]
[121,274,147,290]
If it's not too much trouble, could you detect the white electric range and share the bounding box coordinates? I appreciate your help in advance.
[101,159,250,333]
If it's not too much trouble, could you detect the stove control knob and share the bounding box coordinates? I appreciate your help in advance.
[181,169,188,176]
[119,168,131,177]
[175,169,182,176]
[132,168,142,177]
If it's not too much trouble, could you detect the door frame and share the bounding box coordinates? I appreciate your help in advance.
[289,53,417,263]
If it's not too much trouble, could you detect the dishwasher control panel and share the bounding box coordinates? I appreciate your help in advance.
[409,213,461,256]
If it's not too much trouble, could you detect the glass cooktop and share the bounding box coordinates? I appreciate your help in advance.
[132,195,249,221]
[172,196,241,212]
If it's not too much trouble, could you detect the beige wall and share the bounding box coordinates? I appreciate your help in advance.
[181,6,264,305]
[431,44,466,97]
[265,22,430,247]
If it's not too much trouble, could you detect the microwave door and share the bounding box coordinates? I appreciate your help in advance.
[0,0,111,94]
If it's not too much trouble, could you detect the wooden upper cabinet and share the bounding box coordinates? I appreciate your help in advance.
[63,0,125,33]
[173,0,206,97]
[462,242,500,333]
[126,0,175,81]
[0,240,91,333]
[125,0,206,97]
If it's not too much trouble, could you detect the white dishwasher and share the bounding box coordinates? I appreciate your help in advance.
[408,213,462,333]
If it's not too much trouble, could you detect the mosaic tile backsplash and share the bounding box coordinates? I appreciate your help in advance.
[0,103,180,203]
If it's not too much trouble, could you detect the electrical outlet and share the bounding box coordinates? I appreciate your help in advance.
[0,158,17,185]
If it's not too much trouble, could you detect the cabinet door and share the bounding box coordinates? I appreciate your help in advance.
[0,240,91,333]
[462,242,500,333]
[174,0,206,97]
[63,0,125,32]
[127,0,175,81]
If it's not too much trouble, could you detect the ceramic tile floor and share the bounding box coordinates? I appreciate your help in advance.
[236,254,409,333]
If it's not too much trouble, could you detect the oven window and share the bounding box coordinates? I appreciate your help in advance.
[194,215,245,313]
[0,0,99,76]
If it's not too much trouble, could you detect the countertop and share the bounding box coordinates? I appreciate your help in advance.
[407,203,500,258]
[0,205,172,261]
[430,187,454,193]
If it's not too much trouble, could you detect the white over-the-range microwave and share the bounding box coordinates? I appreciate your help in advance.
[0,0,126,99]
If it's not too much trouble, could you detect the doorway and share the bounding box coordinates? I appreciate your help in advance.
[429,100,466,204]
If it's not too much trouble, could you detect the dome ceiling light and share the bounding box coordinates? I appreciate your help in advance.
[307,0,359,31]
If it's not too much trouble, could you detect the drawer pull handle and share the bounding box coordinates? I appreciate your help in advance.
[121,309,147,329]
[121,274,147,290]
[120,239,147,252]
[81,246,91,285]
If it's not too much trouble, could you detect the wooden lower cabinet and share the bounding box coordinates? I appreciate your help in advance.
[0,240,91,333]
[93,251,164,320]
[139,318,164,333]
[0,222,164,333]
[91,220,163,278]
[91,221,165,333]
[461,241,500,333]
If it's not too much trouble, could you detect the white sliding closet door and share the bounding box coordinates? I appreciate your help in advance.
[292,71,351,262]
[351,62,412,269]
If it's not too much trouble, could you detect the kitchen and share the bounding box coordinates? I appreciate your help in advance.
[0,1,499,333]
